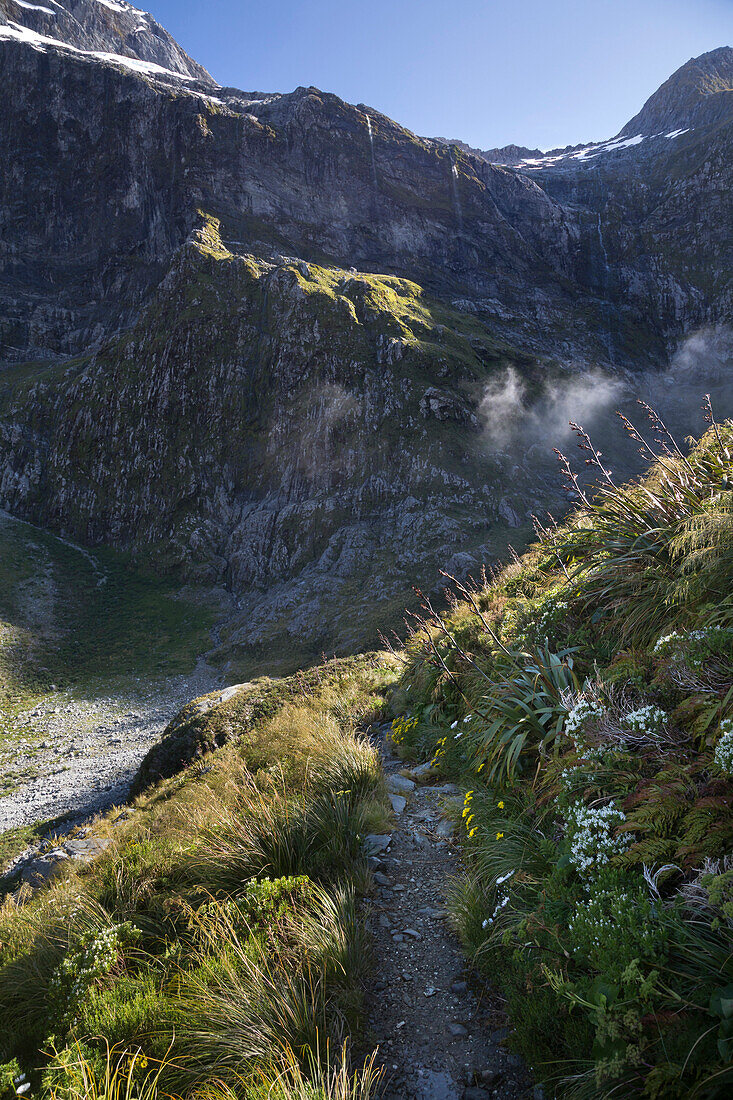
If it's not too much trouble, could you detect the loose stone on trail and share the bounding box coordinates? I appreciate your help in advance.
[364,721,531,1098]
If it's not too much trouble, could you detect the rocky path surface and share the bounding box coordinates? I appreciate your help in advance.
[364,728,535,1100]
[0,660,222,835]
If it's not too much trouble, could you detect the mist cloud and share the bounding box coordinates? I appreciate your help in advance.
[479,327,733,469]
[479,367,624,453]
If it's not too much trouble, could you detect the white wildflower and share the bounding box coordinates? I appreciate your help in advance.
[653,631,681,654]
[714,719,733,775]
[564,799,633,878]
[622,705,667,739]
[564,698,605,741]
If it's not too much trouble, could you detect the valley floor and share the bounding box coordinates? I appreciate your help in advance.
[0,659,221,834]
[0,508,225,858]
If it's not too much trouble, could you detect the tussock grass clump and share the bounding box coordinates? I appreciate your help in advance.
[392,411,733,1097]
[552,409,733,645]
[264,1044,383,1100]
[133,654,392,792]
[43,1042,176,1100]
[182,1043,382,1100]
[0,654,396,1099]
[185,775,374,894]
[176,885,368,1089]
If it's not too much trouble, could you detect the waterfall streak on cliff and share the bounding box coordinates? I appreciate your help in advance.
[366,115,379,191]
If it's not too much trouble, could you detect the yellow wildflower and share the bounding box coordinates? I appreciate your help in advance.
[469,827,477,837]
[498,801,505,809]
[496,832,504,840]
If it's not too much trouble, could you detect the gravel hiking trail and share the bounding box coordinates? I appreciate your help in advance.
[364,725,536,1100]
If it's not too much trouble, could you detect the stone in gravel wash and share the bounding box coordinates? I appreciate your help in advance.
[389,793,407,814]
[365,833,392,855]
[387,774,416,794]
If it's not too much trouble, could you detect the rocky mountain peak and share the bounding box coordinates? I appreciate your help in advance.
[0,0,212,80]
[434,46,732,170]
[434,137,544,166]
[619,44,733,136]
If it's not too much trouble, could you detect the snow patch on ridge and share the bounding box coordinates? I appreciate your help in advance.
[512,127,693,171]
[0,19,198,81]
[94,0,132,12]
[565,134,645,162]
[13,1,57,14]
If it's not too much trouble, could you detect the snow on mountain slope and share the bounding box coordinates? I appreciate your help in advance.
[514,128,691,170]
[440,46,731,172]
[0,18,205,80]
[0,0,212,80]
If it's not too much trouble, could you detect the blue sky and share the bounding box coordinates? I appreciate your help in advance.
[147,0,732,150]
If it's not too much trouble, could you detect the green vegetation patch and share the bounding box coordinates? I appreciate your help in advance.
[0,652,398,1097]
[0,513,216,739]
[132,652,396,792]
[389,415,733,1097]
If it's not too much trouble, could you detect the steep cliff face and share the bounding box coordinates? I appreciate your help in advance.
[438,47,733,349]
[0,10,731,657]
[0,27,593,366]
[4,18,730,373]
[0,218,552,657]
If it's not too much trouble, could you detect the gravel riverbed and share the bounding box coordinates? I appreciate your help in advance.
[0,660,221,834]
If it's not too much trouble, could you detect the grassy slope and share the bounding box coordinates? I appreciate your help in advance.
[388,420,733,1097]
[0,514,216,727]
[0,653,399,1098]
[4,377,731,1097]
